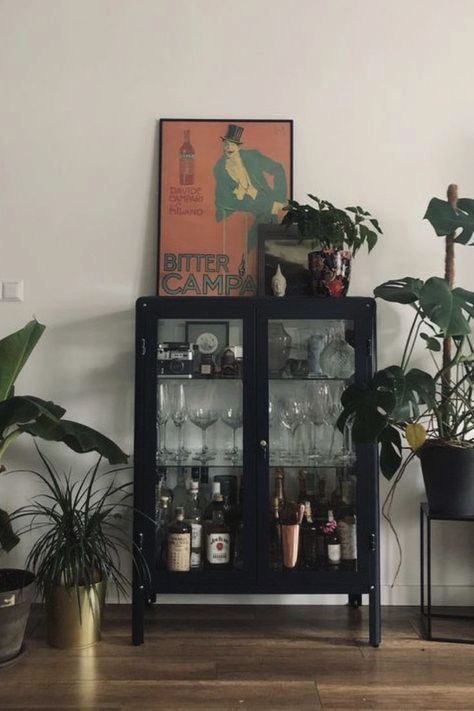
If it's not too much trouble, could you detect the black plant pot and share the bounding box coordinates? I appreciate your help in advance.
[0,569,35,665]
[419,443,474,516]
[307,249,352,297]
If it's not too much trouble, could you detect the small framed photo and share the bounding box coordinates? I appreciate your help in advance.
[185,321,229,356]
[258,224,312,296]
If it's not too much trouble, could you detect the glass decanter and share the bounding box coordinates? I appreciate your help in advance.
[319,326,355,379]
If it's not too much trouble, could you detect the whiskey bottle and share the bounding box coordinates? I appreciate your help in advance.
[300,500,318,569]
[179,129,195,185]
[185,481,203,569]
[199,466,211,511]
[166,507,191,572]
[274,469,286,508]
[172,467,189,510]
[156,466,173,503]
[270,497,282,571]
[204,481,221,520]
[325,509,341,568]
[205,493,231,567]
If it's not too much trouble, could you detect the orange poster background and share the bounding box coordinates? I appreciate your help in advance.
[158,120,292,296]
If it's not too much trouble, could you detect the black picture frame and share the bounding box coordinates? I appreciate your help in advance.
[184,320,230,354]
[257,224,312,297]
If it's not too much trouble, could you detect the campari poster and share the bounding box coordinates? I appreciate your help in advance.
[157,119,293,296]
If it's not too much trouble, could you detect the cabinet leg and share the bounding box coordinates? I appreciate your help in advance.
[132,582,145,646]
[369,585,381,647]
[348,594,362,608]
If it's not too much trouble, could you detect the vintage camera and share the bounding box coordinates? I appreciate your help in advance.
[157,341,194,378]
[220,346,243,378]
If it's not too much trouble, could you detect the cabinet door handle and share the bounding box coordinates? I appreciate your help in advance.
[259,440,268,460]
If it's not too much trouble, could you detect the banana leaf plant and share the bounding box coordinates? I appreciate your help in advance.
[0,320,128,553]
[338,186,474,479]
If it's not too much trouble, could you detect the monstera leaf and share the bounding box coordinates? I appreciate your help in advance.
[337,382,396,441]
[378,425,403,480]
[420,278,474,336]
[424,197,474,245]
[374,277,424,304]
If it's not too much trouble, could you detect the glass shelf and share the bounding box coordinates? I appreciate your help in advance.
[157,375,243,381]
[157,452,243,468]
[268,376,350,382]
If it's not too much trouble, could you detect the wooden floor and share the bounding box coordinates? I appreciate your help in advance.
[1,604,474,710]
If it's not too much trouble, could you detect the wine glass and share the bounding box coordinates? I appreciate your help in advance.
[156,382,173,463]
[169,383,189,462]
[221,407,243,463]
[189,384,219,463]
[306,382,330,462]
[280,398,306,462]
[325,381,347,462]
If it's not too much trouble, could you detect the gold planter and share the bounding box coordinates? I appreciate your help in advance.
[47,581,106,649]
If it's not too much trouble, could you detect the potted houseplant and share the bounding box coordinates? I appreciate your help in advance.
[338,185,474,572]
[281,194,382,296]
[0,319,128,663]
[8,448,137,649]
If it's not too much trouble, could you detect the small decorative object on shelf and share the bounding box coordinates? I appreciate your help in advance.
[268,322,292,376]
[319,328,355,379]
[271,264,287,297]
[157,341,194,378]
[307,332,326,377]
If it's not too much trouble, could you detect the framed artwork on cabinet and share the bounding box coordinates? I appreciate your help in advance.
[257,224,312,296]
[157,118,293,297]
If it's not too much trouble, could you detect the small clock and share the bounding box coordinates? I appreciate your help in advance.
[196,332,219,354]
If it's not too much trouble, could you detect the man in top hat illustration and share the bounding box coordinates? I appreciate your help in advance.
[213,124,288,252]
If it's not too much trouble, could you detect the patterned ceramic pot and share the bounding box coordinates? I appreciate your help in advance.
[307,249,352,297]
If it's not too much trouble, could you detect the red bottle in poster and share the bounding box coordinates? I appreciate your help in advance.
[179,130,195,185]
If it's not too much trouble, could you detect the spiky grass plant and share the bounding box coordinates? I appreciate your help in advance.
[8,447,144,602]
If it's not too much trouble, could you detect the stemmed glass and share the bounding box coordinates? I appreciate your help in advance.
[189,384,219,463]
[156,382,173,463]
[306,383,330,462]
[169,383,189,462]
[221,407,243,463]
[326,382,354,464]
[280,398,306,463]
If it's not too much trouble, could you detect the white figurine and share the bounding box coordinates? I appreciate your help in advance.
[271,264,287,297]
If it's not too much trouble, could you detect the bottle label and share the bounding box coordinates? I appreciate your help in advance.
[191,523,202,568]
[339,521,357,560]
[206,532,230,564]
[167,533,190,572]
[327,543,341,564]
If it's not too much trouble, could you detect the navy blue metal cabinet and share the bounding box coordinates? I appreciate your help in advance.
[133,297,380,647]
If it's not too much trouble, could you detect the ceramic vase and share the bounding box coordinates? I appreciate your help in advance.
[271,264,287,297]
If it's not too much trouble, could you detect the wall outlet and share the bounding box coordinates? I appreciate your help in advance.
[2,280,24,301]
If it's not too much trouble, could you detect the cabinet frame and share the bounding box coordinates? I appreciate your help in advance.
[133,296,380,647]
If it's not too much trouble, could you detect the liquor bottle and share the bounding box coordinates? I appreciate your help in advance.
[233,478,244,570]
[204,481,221,520]
[324,510,341,568]
[185,481,203,569]
[300,500,318,569]
[155,494,171,569]
[330,469,344,519]
[179,129,195,185]
[166,507,191,572]
[205,493,231,567]
[270,497,282,571]
[156,466,173,503]
[199,466,211,512]
[338,480,357,567]
[274,469,286,508]
[297,469,308,505]
[312,474,328,561]
[172,467,189,510]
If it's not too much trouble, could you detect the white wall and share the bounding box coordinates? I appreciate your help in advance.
[1,0,473,604]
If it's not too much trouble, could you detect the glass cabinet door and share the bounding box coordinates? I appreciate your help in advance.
[262,317,361,577]
[153,315,252,580]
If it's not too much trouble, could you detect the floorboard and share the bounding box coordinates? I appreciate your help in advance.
[1,604,473,710]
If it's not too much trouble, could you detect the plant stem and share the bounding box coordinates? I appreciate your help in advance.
[0,429,22,461]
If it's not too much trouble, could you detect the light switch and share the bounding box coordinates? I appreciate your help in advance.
[2,280,24,301]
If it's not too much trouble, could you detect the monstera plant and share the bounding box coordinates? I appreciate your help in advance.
[0,319,127,553]
[338,185,474,572]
